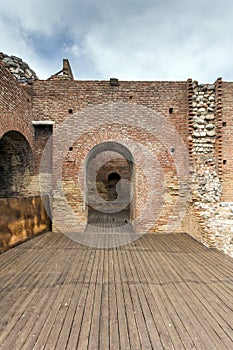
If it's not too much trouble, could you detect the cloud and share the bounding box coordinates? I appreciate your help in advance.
[0,0,233,81]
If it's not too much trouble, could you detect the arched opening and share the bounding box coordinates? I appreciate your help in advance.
[0,130,51,250]
[85,142,134,232]
[0,131,34,197]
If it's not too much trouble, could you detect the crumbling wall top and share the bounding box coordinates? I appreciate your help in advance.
[0,52,38,83]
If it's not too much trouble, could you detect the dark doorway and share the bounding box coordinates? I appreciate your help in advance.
[0,131,34,197]
[85,142,134,232]
[108,172,121,201]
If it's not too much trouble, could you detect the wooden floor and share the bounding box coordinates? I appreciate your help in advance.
[0,232,232,349]
[85,209,133,233]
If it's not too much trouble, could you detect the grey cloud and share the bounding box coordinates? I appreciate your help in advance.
[0,0,233,81]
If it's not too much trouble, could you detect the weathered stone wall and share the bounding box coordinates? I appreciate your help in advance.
[0,52,37,83]
[185,79,233,257]
[0,196,51,253]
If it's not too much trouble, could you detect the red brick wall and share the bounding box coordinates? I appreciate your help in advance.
[33,78,189,234]
[220,82,233,201]
[32,79,188,140]
[1,66,232,253]
[0,63,34,146]
[0,66,51,250]
[0,63,38,196]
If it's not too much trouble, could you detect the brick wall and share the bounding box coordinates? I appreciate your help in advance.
[220,82,233,201]
[0,63,34,144]
[1,63,233,255]
[0,63,51,251]
[32,78,189,234]
[32,78,188,139]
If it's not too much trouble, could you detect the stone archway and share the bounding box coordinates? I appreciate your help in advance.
[0,131,34,197]
[85,142,134,231]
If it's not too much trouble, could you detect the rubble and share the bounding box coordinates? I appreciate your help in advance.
[0,52,38,83]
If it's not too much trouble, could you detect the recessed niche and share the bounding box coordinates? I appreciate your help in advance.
[169,107,173,114]
[110,78,118,86]
[68,109,73,114]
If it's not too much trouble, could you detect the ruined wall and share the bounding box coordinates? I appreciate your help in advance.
[0,63,34,141]
[1,55,233,255]
[32,78,189,234]
[183,79,233,257]
[0,52,38,83]
[0,63,51,251]
[32,78,188,138]
[221,82,233,201]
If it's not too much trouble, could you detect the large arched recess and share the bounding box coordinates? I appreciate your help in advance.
[85,141,135,227]
[0,130,34,197]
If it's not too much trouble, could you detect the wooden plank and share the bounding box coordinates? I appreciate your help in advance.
[124,246,163,349]
[150,284,190,349]
[99,248,110,350]
[164,250,233,303]
[108,249,120,349]
[0,232,232,349]
[0,251,69,349]
[65,248,97,349]
[116,247,141,349]
[112,248,130,349]
[156,249,233,349]
[49,248,93,350]
[77,247,101,349]
[131,244,197,349]
[32,247,88,350]
[88,249,105,350]
[190,282,233,348]
[0,243,67,346]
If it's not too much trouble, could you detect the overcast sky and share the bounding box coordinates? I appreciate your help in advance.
[0,0,233,82]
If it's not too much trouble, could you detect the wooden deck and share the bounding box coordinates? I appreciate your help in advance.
[85,209,134,234]
[0,232,232,349]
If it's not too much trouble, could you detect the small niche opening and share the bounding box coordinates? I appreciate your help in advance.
[171,147,175,153]
[69,146,73,151]
[33,123,53,140]
[110,78,119,86]
[68,109,73,114]
[223,160,227,165]
[169,107,173,114]
[108,172,121,183]
[222,122,227,127]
